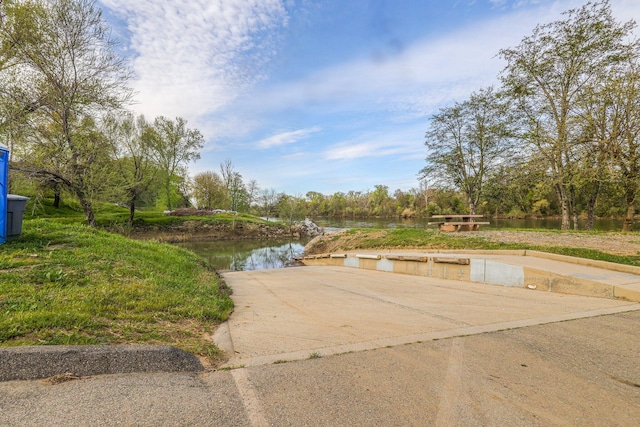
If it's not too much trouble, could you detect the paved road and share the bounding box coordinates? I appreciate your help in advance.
[2,266,639,426]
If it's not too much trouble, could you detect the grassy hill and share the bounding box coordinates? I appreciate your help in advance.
[0,219,234,364]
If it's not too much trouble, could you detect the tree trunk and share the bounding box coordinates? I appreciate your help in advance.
[53,186,61,208]
[569,186,579,230]
[78,194,96,227]
[585,182,600,231]
[623,200,635,232]
[128,201,135,226]
[469,200,476,215]
[555,183,571,230]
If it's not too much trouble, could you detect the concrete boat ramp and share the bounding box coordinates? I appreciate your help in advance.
[2,250,639,426]
[219,250,640,368]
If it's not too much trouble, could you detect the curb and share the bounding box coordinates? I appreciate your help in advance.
[0,345,204,382]
[211,321,234,356]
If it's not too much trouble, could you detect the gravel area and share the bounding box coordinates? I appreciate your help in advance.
[461,230,640,256]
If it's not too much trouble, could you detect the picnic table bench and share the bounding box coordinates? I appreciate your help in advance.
[427,214,489,232]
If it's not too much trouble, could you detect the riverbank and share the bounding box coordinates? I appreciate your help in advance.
[126,220,301,243]
[305,229,640,266]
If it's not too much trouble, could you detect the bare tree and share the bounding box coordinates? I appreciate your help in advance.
[259,188,278,221]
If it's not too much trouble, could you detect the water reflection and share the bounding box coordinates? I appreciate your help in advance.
[176,239,309,271]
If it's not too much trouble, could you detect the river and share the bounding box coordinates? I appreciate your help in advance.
[177,216,633,271]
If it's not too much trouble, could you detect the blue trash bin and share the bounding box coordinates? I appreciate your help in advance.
[0,144,8,244]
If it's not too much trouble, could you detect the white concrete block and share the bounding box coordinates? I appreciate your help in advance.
[377,258,394,272]
[485,260,524,287]
[344,257,359,268]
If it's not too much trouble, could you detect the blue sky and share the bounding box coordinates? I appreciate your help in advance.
[97,0,640,196]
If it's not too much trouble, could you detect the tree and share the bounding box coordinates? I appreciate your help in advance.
[421,87,514,214]
[306,191,326,218]
[102,112,159,225]
[594,58,640,231]
[369,185,391,216]
[259,188,278,220]
[245,179,260,211]
[192,171,227,209]
[149,116,204,211]
[278,193,305,234]
[0,0,132,226]
[500,0,636,229]
[219,159,249,212]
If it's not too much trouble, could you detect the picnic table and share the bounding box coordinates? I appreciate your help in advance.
[427,214,489,232]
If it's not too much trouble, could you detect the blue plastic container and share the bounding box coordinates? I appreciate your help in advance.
[0,144,8,244]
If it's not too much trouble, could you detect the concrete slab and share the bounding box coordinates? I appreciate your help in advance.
[302,250,640,301]
[220,266,639,367]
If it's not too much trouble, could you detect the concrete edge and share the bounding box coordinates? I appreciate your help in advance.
[525,250,640,276]
[0,345,204,382]
[212,321,234,356]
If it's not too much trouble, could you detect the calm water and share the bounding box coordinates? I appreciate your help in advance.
[177,217,634,271]
[176,239,309,271]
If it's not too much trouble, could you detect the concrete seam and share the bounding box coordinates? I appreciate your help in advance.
[231,368,269,427]
[435,338,465,427]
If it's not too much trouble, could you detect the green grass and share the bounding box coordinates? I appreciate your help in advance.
[0,219,234,363]
[21,198,284,240]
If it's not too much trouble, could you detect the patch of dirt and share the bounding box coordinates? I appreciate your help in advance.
[127,222,296,243]
[41,372,82,385]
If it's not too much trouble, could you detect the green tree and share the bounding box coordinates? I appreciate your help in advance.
[0,0,132,226]
[369,185,391,216]
[149,116,204,211]
[500,0,635,229]
[103,112,159,225]
[192,171,228,209]
[259,188,278,220]
[578,56,640,231]
[278,193,305,234]
[421,87,514,215]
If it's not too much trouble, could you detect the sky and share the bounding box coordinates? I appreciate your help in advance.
[96,0,640,196]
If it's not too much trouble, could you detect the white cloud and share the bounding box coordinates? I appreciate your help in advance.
[240,0,640,125]
[99,0,288,124]
[242,4,548,121]
[256,126,321,149]
[323,126,425,161]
